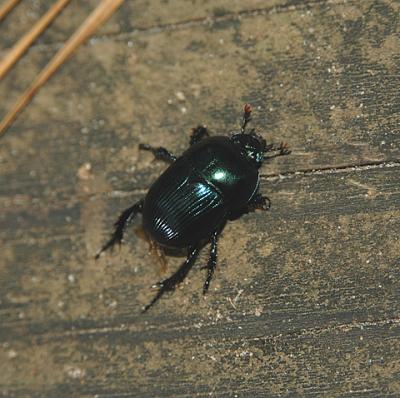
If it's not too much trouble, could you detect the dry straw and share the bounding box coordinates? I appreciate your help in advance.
[0,0,125,138]
[0,0,22,22]
[0,0,71,80]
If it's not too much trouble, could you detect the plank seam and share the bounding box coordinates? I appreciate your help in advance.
[261,160,400,180]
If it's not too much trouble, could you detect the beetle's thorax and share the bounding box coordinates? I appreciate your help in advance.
[183,136,259,208]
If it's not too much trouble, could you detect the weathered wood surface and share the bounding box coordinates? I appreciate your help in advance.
[0,0,399,396]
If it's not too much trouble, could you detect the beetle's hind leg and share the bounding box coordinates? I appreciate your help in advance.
[95,199,144,259]
[142,246,200,312]
[190,126,209,146]
[139,143,177,163]
[203,230,220,294]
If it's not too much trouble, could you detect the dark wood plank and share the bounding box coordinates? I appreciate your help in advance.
[1,0,399,170]
[0,165,399,396]
[0,0,399,396]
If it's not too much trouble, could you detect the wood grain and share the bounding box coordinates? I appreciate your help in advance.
[0,0,399,396]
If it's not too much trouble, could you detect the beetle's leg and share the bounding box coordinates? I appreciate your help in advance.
[95,199,144,259]
[139,143,177,163]
[190,125,209,146]
[241,103,252,133]
[248,192,271,211]
[203,230,220,294]
[263,142,291,160]
[142,246,201,312]
[228,193,270,221]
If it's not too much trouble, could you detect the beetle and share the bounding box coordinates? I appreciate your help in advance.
[96,104,290,312]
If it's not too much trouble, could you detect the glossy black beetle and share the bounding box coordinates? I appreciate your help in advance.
[96,105,290,311]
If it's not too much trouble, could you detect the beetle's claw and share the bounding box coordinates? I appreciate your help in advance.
[141,291,163,313]
[261,200,271,211]
[152,281,163,289]
[143,279,174,313]
[94,228,127,260]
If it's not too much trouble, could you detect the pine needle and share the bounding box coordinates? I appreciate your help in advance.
[0,0,22,22]
[0,0,71,80]
[0,0,125,138]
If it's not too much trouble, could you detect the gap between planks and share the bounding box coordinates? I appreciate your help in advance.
[261,159,400,181]
[106,160,400,198]
[1,315,399,344]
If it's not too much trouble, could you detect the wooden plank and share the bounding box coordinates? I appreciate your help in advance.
[0,0,398,169]
[1,164,400,328]
[0,0,399,396]
[1,165,399,396]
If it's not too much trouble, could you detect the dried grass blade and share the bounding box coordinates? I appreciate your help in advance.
[0,0,22,22]
[0,0,125,138]
[0,0,71,80]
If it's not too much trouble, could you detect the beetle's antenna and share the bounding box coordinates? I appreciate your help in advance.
[241,104,252,133]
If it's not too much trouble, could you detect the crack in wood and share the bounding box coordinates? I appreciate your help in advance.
[261,160,400,180]
[1,315,398,344]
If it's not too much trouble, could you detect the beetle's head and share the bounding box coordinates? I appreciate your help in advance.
[231,132,266,168]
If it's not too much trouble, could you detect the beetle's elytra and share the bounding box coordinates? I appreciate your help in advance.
[96,105,290,312]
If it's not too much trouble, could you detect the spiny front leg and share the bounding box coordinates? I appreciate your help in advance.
[264,142,291,160]
[142,246,201,313]
[95,199,143,259]
[139,143,177,163]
